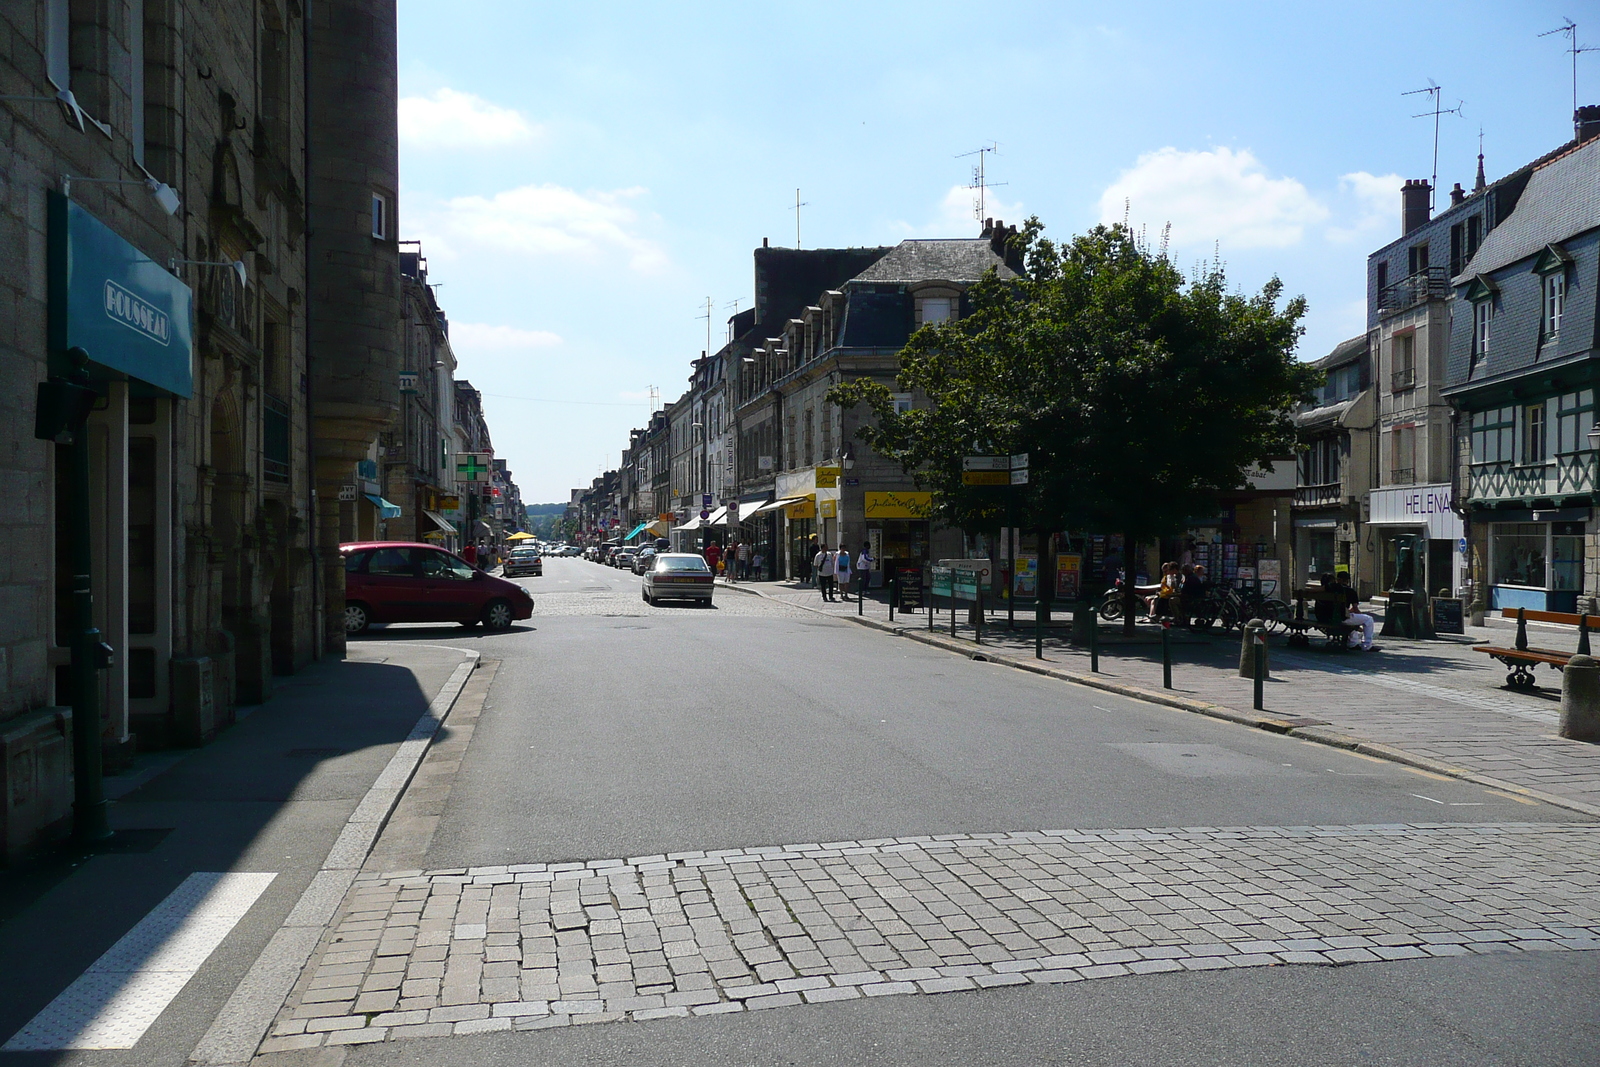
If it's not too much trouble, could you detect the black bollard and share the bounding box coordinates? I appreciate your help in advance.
[1035,598,1043,659]
[1090,614,1100,673]
[1162,620,1172,689]
[1253,631,1265,710]
[858,574,864,616]
[889,577,896,623]
[1515,608,1529,652]
[1581,613,1591,656]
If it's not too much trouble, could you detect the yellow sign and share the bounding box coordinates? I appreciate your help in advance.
[437,494,460,511]
[814,465,841,489]
[863,491,933,519]
[962,471,1010,486]
[657,513,675,522]
[786,499,816,520]
[819,499,837,518]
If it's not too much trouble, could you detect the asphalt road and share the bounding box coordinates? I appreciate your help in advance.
[331,557,1597,1065]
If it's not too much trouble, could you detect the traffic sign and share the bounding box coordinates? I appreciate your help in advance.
[962,456,1010,471]
[700,509,710,520]
[1011,469,1029,485]
[962,471,1010,486]
[1010,453,1029,469]
[702,494,713,508]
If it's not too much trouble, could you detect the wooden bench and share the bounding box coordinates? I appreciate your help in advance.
[1473,607,1597,689]
[1284,589,1362,650]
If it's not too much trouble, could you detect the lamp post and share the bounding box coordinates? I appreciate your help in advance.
[34,348,113,844]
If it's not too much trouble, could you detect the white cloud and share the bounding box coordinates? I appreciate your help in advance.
[890,184,1025,239]
[1099,146,1327,250]
[409,183,668,272]
[399,88,539,148]
[450,322,563,351]
[1325,171,1403,244]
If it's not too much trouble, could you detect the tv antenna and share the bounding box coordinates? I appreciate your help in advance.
[647,385,659,413]
[957,142,1008,221]
[1541,19,1597,118]
[696,297,713,358]
[724,298,742,343]
[793,189,809,248]
[1404,81,1464,210]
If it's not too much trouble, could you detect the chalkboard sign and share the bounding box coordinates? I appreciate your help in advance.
[896,565,925,611]
[1432,597,1464,635]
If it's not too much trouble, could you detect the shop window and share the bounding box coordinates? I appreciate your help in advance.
[1521,404,1548,465]
[1492,523,1546,587]
[1470,406,1515,463]
[1553,523,1585,591]
[1555,390,1594,454]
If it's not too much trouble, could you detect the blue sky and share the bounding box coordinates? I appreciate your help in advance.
[397,0,1594,503]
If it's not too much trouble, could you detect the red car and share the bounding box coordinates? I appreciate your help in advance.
[340,541,535,634]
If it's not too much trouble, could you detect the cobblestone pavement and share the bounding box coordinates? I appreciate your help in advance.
[259,822,1600,1052]
[722,580,1600,815]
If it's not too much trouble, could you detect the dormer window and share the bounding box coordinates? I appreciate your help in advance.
[917,296,952,325]
[1463,275,1497,364]
[1532,245,1571,347]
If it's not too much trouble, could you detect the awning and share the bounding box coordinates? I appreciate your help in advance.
[422,509,457,533]
[742,497,801,520]
[705,506,730,526]
[364,494,402,519]
[673,516,704,531]
[622,521,652,540]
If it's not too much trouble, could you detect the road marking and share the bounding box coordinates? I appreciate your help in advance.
[4,872,275,1051]
[1404,767,1451,782]
[1410,793,1444,804]
[1486,789,1539,806]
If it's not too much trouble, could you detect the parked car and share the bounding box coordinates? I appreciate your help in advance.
[632,546,657,574]
[341,541,534,633]
[503,547,543,577]
[642,553,714,606]
[613,548,637,570]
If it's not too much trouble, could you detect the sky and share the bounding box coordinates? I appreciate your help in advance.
[396,0,1596,504]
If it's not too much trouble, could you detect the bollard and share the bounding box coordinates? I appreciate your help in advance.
[1580,613,1590,656]
[929,591,935,632]
[1561,654,1600,742]
[1253,631,1266,710]
[1035,598,1043,659]
[1239,619,1269,678]
[889,577,896,623]
[951,592,957,638]
[1089,613,1100,673]
[858,575,864,616]
[975,590,983,644]
[1162,620,1172,689]
[1515,608,1529,651]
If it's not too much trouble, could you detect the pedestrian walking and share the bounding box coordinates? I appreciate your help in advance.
[802,534,818,585]
[815,545,836,600]
[705,540,722,577]
[856,540,875,597]
[835,545,853,598]
[462,542,478,568]
[736,539,751,580]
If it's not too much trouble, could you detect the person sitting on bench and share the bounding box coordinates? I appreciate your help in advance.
[1313,573,1346,636]
[1335,572,1377,651]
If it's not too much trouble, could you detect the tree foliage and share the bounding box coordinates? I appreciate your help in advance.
[829,219,1320,548]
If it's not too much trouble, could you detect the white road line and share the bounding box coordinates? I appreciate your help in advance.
[1410,793,1445,804]
[4,872,275,1051]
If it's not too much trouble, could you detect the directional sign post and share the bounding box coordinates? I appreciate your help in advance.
[963,453,1028,486]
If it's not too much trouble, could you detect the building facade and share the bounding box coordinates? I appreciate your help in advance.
[1293,337,1376,594]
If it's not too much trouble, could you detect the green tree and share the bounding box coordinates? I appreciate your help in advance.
[829,219,1320,631]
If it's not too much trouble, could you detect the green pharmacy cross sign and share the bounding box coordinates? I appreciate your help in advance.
[456,453,492,482]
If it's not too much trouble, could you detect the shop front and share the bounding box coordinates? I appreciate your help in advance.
[1368,484,1463,598]
[1479,507,1588,612]
[862,490,933,589]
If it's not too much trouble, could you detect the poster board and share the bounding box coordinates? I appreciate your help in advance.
[1055,554,1081,600]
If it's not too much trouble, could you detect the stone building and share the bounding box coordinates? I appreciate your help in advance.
[0,0,398,860]
[381,245,458,549]
[1292,337,1376,594]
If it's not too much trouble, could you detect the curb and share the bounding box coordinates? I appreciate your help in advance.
[722,582,1600,820]
[190,647,482,1066]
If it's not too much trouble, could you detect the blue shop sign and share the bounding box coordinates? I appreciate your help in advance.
[48,192,194,398]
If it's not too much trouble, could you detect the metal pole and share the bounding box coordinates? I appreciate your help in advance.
[1253,632,1265,710]
[1034,597,1043,659]
[1007,504,1015,630]
[888,576,895,623]
[975,588,983,644]
[951,587,957,638]
[1090,611,1099,673]
[1162,620,1172,689]
[858,568,864,616]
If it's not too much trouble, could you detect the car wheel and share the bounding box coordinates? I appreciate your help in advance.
[482,599,514,631]
[642,589,652,604]
[344,602,371,635]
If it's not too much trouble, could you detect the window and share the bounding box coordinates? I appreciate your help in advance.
[892,392,913,414]
[1392,332,1415,392]
[918,297,952,325]
[1470,406,1516,464]
[1555,390,1594,454]
[1543,271,1566,341]
[1390,425,1416,484]
[46,0,69,90]
[1375,261,1388,294]
[419,550,474,581]
[366,548,415,576]
[1473,299,1492,359]
[1492,523,1547,588]
[1522,403,1547,465]
[371,193,388,239]
[1298,436,1341,486]
[1407,243,1429,274]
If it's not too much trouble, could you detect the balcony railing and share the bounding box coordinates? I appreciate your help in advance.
[1378,267,1450,318]
[1391,366,1416,392]
[263,395,291,484]
[1294,482,1343,507]
[1467,455,1597,502]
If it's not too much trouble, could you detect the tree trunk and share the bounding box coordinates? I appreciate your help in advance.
[1122,532,1138,636]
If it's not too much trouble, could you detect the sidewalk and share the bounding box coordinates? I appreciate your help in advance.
[719,577,1600,817]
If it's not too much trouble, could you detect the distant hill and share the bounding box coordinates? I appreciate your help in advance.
[524,502,567,516]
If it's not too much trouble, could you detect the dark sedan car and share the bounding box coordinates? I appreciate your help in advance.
[341,541,534,633]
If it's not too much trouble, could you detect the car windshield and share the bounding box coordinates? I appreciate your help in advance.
[656,556,710,572]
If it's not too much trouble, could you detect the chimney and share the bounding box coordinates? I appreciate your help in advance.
[762,236,769,248]
[1401,179,1431,235]
[1449,183,1466,206]
[1577,105,1600,143]
[980,217,994,238]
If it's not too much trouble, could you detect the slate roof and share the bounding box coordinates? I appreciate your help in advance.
[1459,136,1600,279]
[1311,334,1366,371]
[849,239,1017,284]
